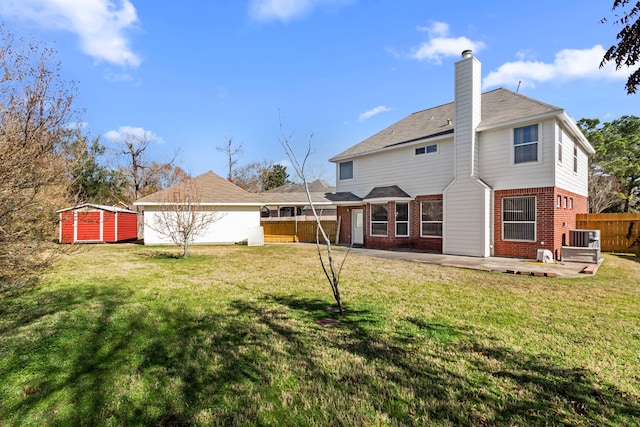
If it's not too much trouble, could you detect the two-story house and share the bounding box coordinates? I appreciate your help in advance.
[329,50,595,259]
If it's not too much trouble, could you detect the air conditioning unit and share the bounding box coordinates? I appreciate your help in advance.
[569,229,600,248]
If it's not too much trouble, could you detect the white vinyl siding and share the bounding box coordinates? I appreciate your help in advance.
[335,137,454,197]
[554,130,589,196]
[502,196,536,242]
[479,120,556,191]
[370,204,388,236]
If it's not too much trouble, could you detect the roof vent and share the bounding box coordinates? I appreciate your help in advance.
[461,49,473,59]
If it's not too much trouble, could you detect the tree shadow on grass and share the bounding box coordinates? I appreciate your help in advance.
[2,289,639,426]
[267,294,640,426]
[611,253,640,264]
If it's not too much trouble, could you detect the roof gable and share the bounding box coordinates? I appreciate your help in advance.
[330,88,563,161]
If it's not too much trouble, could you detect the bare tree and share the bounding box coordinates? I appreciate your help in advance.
[149,177,224,259]
[589,171,623,212]
[0,28,76,288]
[231,160,273,192]
[216,136,243,181]
[278,120,348,314]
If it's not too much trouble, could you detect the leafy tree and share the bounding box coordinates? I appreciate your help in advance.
[578,116,640,212]
[0,28,77,288]
[261,164,289,191]
[67,134,126,205]
[601,0,640,94]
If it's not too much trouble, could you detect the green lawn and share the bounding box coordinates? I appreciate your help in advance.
[1,244,639,426]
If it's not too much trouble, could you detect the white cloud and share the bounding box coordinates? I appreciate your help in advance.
[249,0,352,22]
[358,106,391,122]
[104,126,163,144]
[483,45,629,89]
[0,0,141,68]
[409,22,486,64]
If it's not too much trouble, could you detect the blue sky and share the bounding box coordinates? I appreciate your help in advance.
[1,0,637,183]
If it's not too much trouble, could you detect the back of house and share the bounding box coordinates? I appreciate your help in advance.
[330,50,595,259]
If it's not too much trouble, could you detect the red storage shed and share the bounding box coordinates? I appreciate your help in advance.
[58,204,138,243]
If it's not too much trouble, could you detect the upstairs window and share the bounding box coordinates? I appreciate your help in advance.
[573,145,578,173]
[370,204,388,236]
[395,203,409,236]
[415,144,438,155]
[339,161,353,180]
[514,124,538,164]
[558,127,563,163]
[502,196,536,241]
[421,200,443,237]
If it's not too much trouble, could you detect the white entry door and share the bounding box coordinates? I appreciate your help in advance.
[352,209,364,245]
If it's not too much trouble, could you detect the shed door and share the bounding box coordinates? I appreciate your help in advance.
[76,212,102,241]
[352,209,364,245]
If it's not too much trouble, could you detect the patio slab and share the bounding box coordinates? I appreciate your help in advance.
[340,246,602,278]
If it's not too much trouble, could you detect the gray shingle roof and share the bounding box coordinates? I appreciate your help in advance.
[364,185,412,200]
[134,171,263,205]
[330,88,563,161]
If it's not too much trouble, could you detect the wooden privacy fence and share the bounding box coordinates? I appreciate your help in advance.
[260,219,338,243]
[576,213,640,255]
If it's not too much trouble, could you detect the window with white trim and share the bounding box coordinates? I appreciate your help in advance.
[502,196,536,241]
[421,200,443,237]
[557,195,562,208]
[415,144,438,155]
[558,127,563,163]
[573,145,578,173]
[514,124,538,164]
[370,204,388,236]
[395,202,409,236]
[339,161,353,180]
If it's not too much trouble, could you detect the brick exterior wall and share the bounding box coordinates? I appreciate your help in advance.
[336,205,357,245]
[494,187,588,259]
[338,188,587,259]
[336,196,442,251]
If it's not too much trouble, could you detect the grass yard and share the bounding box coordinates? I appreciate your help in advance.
[1,243,639,426]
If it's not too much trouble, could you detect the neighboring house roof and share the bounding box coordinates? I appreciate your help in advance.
[330,88,592,161]
[262,179,337,206]
[134,171,263,206]
[57,203,137,214]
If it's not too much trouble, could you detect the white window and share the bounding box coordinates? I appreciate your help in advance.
[514,124,538,164]
[395,202,409,236]
[564,197,568,209]
[573,145,578,173]
[558,127,563,163]
[370,204,388,236]
[415,144,438,155]
[502,196,536,241]
[421,200,443,237]
[339,161,353,180]
[569,198,574,209]
[557,195,562,208]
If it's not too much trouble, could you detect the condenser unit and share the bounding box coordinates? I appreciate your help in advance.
[569,229,600,248]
